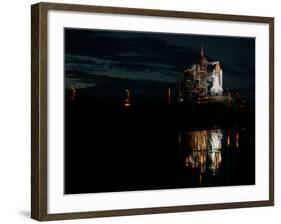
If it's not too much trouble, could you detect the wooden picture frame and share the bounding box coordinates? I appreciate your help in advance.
[31,2,274,221]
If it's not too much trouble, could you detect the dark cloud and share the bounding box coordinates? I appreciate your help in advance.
[64,28,255,100]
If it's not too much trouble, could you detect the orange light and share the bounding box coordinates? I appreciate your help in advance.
[227,132,230,146]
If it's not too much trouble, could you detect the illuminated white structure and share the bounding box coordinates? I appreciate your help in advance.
[210,62,223,96]
[178,45,227,103]
[123,89,132,107]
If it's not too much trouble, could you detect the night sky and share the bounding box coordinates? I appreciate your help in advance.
[64,28,255,101]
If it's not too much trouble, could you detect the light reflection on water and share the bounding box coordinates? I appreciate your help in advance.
[179,128,241,180]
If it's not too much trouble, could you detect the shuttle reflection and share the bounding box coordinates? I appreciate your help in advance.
[184,129,223,177]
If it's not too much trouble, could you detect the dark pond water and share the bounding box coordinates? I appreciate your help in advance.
[64,98,255,194]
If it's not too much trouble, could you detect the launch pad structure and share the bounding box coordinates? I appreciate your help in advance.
[177,45,231,105]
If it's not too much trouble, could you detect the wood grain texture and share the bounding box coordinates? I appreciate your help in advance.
[31,3,40,220]
[269,18,274,204]
[36,2,274,23]
[31,3,48,221]
[31,2,274,221]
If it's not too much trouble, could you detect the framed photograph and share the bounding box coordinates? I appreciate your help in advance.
[31,2,274,221]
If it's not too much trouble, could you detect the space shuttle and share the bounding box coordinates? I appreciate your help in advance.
[210,62,223,96]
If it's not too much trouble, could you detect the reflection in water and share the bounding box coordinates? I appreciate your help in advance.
[184,130,223,176]
[227,130,231,147]
[236,132,239,148]
[180,128,242,186]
